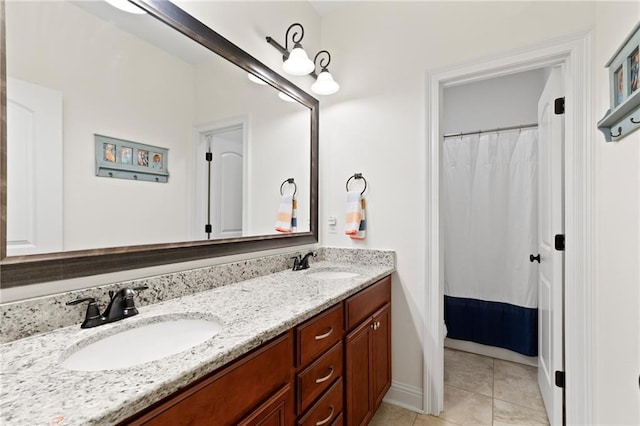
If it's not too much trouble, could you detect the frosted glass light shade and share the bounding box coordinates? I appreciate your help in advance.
[311,70,340,95]
[283,46,315,76]
[105,0,146,14]
[278,92,296,102]
[247,73,268,85]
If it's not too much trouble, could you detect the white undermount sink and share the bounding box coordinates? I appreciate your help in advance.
[305,268,360,280]
[60,316,222,372]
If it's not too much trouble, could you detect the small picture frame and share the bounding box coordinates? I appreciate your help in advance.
[614,65,624,106]
[629,47,639,94]
[95,134,169,183]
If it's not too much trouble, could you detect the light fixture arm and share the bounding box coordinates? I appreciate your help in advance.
[266,23,307,61]
[313,50,332,73]
[285,23,305,51]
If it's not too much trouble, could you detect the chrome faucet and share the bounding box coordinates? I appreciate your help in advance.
[66,286,148,329]
[292,251,317,271]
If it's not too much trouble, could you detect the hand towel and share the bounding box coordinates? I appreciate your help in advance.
[350,197,366,240]
[345,190,364,238]
[275,194,297,233]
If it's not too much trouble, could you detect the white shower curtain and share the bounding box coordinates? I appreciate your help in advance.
[443,128,538,356]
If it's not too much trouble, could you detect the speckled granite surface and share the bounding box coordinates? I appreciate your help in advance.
[1,248,394,344]
[0,253,394,425]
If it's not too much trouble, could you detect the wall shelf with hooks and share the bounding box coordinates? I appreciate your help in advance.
[598,22,639,142]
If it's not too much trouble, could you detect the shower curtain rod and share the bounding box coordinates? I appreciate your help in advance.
[443,122,538,138]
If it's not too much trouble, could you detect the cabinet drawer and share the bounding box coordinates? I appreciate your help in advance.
[345,275,391,330]
[298,377,343,426]
[296,341,343,413]
[296,304,344,367]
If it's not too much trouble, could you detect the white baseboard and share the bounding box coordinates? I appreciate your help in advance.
[382,381,424,413]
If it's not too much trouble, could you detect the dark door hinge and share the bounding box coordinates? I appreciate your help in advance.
[555,371,565,388]
[554,97,565,115]
[205,224,212,234]
[205,152,213,162]
[555,234,565,251]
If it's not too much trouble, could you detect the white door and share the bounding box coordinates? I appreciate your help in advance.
[6,78,63,256]
[536,66,564,425]
[194,126,244,239]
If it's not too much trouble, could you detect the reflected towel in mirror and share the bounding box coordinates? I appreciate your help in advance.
[275,194,297,233]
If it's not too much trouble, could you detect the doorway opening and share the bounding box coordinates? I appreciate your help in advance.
[424,32,594,425]
[441,65,563,424]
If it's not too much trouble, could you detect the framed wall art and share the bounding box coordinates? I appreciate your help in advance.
[95,134,169,183]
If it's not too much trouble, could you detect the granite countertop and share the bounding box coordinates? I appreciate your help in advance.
[0,261,393,425]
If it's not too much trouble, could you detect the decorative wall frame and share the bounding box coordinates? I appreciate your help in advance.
[598,22,640,142]
[95,134,169,182]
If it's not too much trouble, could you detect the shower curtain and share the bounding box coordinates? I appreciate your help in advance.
[443,128,538,356]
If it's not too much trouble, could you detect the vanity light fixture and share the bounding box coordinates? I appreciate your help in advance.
[266,23,340,96]
[311,51,340,95]
[104,0,147,14]
[266,23,315,76]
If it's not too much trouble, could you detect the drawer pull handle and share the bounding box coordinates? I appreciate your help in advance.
[315,366,335,384]
[314,327,333,340]
[316,405,335,426]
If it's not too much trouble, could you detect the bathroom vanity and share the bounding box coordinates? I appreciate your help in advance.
[0,256,393,425]
[124,275,391,425]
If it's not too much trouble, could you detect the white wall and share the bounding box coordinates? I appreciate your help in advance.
[443,69,545,134]
[319,2,636,421]
[593,3,640,424]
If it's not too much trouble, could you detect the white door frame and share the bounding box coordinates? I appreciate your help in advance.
[423,31,594,424]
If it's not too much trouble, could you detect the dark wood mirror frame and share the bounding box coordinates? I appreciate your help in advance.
[0,0,319,289]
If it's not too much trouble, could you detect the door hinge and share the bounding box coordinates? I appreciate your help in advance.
[205,152,213,162]
[205,224,212,234]
[554,97,565,115]
[555,371,565,388]
[555,234,565,251]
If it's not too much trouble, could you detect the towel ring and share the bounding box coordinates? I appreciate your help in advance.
[280,178,297,196]
[346,173,367,195]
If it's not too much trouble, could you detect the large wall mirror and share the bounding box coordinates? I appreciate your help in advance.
[0,0,319,288]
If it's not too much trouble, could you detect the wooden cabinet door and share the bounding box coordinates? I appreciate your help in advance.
[345,319,373,426]
[371,304,391,410]
[239,384,293,426]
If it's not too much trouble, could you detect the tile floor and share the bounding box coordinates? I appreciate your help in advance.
[370,348,550,425]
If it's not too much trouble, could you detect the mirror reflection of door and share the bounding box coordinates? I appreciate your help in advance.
[194,122,245,239]
[7,78,63,256]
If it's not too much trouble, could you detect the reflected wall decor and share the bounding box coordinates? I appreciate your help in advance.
[95,135,169,183]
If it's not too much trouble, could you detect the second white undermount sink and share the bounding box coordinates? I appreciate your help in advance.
[60,316,222,372]
[305,268,360,280]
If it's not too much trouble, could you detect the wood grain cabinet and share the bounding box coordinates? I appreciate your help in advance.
[121,275,391,426]
[344,277,392,426]
[295,304,345,425]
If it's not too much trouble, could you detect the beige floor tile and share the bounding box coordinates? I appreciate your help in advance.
[493,359,545,412]
[369,402,418,426]
[440,385,493,426]
[444,348,494,397]
[414,413,461,426]
[493,398,550,425]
